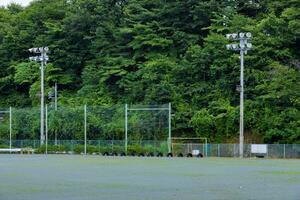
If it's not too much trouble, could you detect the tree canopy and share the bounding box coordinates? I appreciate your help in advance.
[0,0,299,143]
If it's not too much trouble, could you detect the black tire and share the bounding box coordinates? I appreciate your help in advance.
[112,152,118,156]
[197,153,203,158]
[129,153,136,156]
[120,152,126,156]
[102,152,109,156]
[187,153,193,157]
[138,153,145,157]
[167,153,173,157]
[147,152,154,157]
[177,153,183,157]
[156,152,163,157]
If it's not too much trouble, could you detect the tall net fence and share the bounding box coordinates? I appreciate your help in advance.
[0,105,170,154]
[127,104,170,146]
[0,108,10,142]
[86,105,124,140]
[0,105,299,158]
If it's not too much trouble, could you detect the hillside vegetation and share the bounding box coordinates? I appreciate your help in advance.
[0,0,299,143]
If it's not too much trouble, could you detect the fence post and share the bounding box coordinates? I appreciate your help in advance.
[45,104,48,155]
[168,103,171,153]
[9,107,12,152]
[233,144,235,157]
[84,105,87,155]
[71,140,74,152]
[283,144,286,159]
[125,104,128,154]
[98,140,100,153]
[218,144,220,157]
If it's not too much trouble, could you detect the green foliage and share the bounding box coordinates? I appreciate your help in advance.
[0,0,299,143]
[36,145,66,154]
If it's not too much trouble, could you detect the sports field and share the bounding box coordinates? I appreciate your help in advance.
[0,155,299,200]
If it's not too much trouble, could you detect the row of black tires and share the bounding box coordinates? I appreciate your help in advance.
[99,152,204,158]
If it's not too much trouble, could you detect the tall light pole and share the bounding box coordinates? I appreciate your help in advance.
[48,83,58,145]
[29,47,49,145]
[226,32,252,158]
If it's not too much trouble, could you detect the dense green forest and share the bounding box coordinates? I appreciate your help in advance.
[0,0,299,143]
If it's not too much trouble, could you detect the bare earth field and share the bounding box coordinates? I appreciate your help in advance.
[0,155,299,200]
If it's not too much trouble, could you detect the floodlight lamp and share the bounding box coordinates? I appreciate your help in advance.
[232,33,238,39]
[239,43,245,49]
[33,48,38,53]
[226,34,231,39]
[246,43,252,49]
[44,47,49,52]
[246,32,252,38]
[226,44,232,50]
[239,32,245,38]
[232,44,238,49]
[28,48,33,53]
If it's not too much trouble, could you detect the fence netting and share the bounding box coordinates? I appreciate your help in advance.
[0,139,299,158]
[0,105,299,158]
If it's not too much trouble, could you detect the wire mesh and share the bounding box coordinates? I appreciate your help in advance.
[0,139,300,158]
[0,108,10,141]
[127,104,169,142]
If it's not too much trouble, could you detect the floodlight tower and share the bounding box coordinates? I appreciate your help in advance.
[226,32,252,158]
[48,83,58,145]
[29,47,49,145]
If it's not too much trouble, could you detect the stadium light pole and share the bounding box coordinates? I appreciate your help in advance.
[48,82,58,145]
[29,47,49,145]
[226,32,252,158]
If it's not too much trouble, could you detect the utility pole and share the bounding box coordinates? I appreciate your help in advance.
[29,47,49,145]
[226,32,252,158]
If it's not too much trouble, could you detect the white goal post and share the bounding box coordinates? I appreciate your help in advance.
[171,137,208,157]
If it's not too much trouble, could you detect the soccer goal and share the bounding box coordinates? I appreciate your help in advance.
[171,137,208,157]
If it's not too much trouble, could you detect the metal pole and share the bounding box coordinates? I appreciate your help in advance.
[125,104,128,154]
[45,104,48,154]
[205,138,208,157]
[40,57,45,145]
[9,107,12,152]
[239,43,244,158]
[29,47,49,145]
[54,82,58,110]
[54,82,58,145]
[283,144,286,159]
[84,104,87,155]
[168,103,171,153]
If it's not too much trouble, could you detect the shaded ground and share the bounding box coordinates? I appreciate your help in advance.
[0,155,299,200]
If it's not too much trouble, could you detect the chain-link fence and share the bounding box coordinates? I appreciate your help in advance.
[0,105,299,158]
[0,140,299,158]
